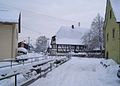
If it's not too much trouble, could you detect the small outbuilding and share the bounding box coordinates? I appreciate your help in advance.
[0,10,21,59]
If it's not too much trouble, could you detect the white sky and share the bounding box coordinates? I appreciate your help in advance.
[0,0,106,43]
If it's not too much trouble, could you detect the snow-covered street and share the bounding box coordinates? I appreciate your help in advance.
[30,57,120,86]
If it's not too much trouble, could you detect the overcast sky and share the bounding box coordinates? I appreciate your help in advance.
[0,0,106,43]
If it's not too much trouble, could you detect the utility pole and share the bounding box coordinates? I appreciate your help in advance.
[28,37,30,52]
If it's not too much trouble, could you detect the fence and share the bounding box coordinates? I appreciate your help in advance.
[0,55,70,86]
[0,56,46,68]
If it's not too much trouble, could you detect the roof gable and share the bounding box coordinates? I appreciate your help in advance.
[110,0,120,22]
[56,26,89,45]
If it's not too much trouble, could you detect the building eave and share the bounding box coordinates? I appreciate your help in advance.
[117,22,120,23]
[0,21,18,24]
[56,43,85,46]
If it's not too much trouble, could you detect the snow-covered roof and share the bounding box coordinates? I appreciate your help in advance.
[110,0,120,22]
[93,47,100,50]
[0,10,20,23]
[18,47,28,53]
[56,26,89,45]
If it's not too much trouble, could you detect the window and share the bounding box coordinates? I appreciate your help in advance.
[106,51,109,59]
[110,10,112,19]
[107,33,109,41]
[112,29,115,38]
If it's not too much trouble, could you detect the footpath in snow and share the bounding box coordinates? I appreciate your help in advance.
[30,57,120,86]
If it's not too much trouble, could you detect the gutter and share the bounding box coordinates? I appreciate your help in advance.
[0,21,18,24]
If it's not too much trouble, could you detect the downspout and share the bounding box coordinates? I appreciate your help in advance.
[103,26,105,58]
[119,23,120,63]
[11,24,14,59]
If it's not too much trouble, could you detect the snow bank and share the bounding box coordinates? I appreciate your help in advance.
[18,47,28,53]
[100,59,119,77]
[16,53,44,61]
[102,59,117,66]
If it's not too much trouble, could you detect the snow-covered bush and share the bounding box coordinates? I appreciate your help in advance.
[18,47,28,56]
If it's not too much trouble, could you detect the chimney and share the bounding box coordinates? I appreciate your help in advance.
[72,25,74,29]
[78,22,80,27]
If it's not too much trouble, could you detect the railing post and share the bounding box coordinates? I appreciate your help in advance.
[11,60,12,68]
[23,59,24,65]
[15,74,17,86]
[50,63,52,71]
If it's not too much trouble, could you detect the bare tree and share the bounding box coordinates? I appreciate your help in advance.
[82,13,104,50]
[35,36,49,53]
[82,30,92,50]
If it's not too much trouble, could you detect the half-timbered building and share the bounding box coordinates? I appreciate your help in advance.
[50,25,88,55]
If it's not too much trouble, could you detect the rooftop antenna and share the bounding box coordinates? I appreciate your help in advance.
[78,22,80,27]
[72,25,74,29]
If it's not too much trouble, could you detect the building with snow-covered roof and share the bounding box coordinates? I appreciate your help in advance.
[104,0,120,63]
[50,25,88,55]
[0,10,21,59]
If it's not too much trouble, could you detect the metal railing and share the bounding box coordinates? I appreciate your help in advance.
[0,55,71,86]
[0,56,46,68]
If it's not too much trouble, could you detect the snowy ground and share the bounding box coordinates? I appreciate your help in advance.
[30,57,120,86]
[0,56,120,86]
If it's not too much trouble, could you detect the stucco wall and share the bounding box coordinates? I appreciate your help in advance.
[0,24,18,59]
[105,0,120,63]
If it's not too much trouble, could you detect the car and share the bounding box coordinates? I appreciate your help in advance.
[117,66,120,79]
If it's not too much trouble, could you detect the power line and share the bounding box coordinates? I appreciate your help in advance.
[0,2,76,23]
[0,2,77,35]
[22,25,41,34]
